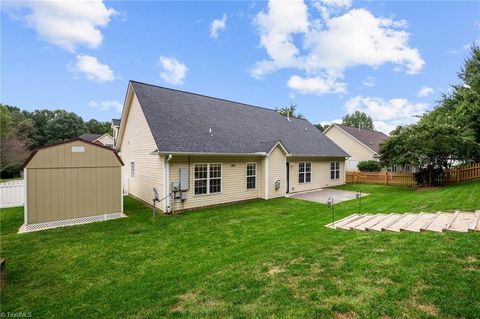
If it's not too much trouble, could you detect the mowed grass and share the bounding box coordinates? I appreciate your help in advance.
[1,182,479,318]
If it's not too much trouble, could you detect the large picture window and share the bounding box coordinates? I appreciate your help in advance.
[246,163,256,189]
[194,164,222,195]
[330,161,340,180]
[299,162,312,183]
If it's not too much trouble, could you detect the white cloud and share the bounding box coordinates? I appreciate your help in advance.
[345,95,429,133]
[210,14,227,38]
[417,86,434,97]
[251,0,309,78]
[287,73,346,95]
[362,76,375,87]
[157,56,188,85]
[89,100,123,112]
[252,1,424,94]
[6,0,117,52]
[70,55,115,82]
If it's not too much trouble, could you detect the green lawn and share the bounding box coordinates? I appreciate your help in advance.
[1,182,479,318]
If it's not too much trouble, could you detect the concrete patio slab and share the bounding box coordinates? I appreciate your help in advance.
[288,188,368,204]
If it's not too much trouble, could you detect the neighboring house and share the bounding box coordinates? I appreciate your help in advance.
[78,133,114,148]
[324,124,388,171]
[324,124,413,172]
[116,81,349,212]
[111,119,120,147]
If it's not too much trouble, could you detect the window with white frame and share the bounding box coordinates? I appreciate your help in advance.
[348,160,358,169]
[299,162,312,183]
[246,163,256,189]
[330,161,340,180]
[194,164,222,195]
[130,162,135,178]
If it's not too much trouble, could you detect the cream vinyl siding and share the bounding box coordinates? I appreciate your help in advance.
[25,140,122,224]
[267,146,286,199]
[119,92,164,207]
[95,134,114,146]
[288,157,345,193]
[324,125,377,171]
[169,155,263,210]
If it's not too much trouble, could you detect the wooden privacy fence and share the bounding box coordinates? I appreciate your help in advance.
[346,171,416,187]
[0,180,25,208]
[442,163,480,184]
[346,163,480,187]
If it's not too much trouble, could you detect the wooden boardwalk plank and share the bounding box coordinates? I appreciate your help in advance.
[403,213,437,232]
[338,214,374,230]
[449,212,476,232]
[423,213,455,232]
[355,214,391,231]
[386,214,417,232]
[369,214,403,231]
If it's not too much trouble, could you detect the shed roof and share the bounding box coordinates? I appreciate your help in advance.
[23,138,124,168]
[130,81,349,157]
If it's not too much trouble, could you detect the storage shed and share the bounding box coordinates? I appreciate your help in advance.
[20,139,125,233]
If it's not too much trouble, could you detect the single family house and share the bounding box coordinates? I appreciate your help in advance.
[115,81,349,213]
[79,133,114,148]
[324,124,413,172]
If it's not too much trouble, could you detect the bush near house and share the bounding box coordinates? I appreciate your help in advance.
[357,160,382,172]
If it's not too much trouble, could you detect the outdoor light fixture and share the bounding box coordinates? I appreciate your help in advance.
[356,190,362,214]
[327,196,335,228]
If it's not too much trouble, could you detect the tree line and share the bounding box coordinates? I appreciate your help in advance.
[380,45,480,186]
[0,105,112,178]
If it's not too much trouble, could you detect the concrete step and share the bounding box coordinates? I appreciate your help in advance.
[469,210,480,231]
[402,213,437,232]
[386,214,418,232]
[338,214,375,230]
[423,212,455,232]
[449,212,476,232]
[369,214,404,231]
[353,214,391,231]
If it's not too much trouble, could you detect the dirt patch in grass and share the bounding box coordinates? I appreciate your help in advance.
[413,187,443,192]
[267,266,285,276]
[466,256,478,263]
[417,303,438,316]
[335,311,358,319]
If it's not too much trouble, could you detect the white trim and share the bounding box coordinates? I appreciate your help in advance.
[298,161,312,184]
[325,124,378,155]
[265,157,269,200]
[193,163,222,196]
[246,162,257,190]
[330,161,341,180]
[18,213,127,234]
[23,168,28,225]
[267,141,290,156]
[155,151,267,156]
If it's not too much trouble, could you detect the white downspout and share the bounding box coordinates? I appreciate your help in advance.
[265,157,269,200]
[164,154,173,212]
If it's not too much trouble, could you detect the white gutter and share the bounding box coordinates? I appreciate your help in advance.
[155,151,267,156]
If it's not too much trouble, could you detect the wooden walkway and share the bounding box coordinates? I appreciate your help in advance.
[326,210,480,233]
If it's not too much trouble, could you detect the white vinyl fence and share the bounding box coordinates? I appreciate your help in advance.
[0,180,25,208]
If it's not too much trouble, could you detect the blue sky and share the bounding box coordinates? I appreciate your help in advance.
[1,0,478,133]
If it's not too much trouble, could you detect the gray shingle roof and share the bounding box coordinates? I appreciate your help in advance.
[78,133,103,143]
[131,81,349,157]
[335,124,388,153]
